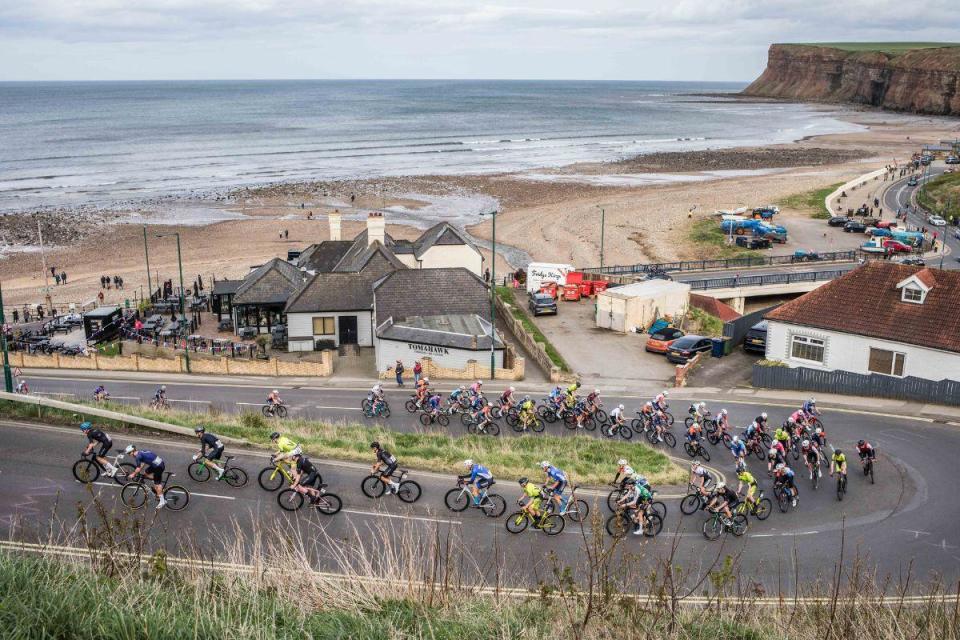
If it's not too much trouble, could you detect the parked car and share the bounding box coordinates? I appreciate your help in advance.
[666,335,713,364]
[827,216,850,227]
[875,220,898,229]
[896,256,926,266]
[734,235,771,250]
[645,327,685,354]
[742,320,768,355]
[907,177,919,187]
[528,293,558,316]
[843,221,867,233]
[928,215,947,226]
[946,156,960,165]
[882,239,912,253]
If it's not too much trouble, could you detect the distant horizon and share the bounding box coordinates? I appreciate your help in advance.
[0,78,751,85]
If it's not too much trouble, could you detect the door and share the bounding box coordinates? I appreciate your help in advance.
[338,315,358,345]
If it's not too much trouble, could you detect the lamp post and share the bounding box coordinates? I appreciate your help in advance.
[480,209,498,379]
[0,281,13,392]
[155,232,190,373]
[143,226,153,302]
[595,205,606,272]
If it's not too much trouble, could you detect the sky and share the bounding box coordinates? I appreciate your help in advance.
[0,0,957,82]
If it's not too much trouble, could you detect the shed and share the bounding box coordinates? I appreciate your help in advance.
[83,306,122,342]
[595,280,691,334]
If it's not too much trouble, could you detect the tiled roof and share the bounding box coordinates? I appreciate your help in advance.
[690,293,741,322]
[378,314,503,350]
[284,273,375,313]
[299,241,354,273]
[233,258,308,305]
[373,268,490,326]
[211,279,241,296]
[765,261,960,354]
[333,241,407,274]
[413,223,478,258]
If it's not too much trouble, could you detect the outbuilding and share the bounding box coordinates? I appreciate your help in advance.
[83,306,122,343]
[595,280,691,334]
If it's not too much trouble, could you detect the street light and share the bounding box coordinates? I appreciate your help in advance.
[480,209,498,379]
[0,281,13,392]
[595,205,606,272]
[155,232,191,373]
[143,226,153,302]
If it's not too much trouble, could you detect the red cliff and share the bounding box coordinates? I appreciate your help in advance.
[743,44,960,117]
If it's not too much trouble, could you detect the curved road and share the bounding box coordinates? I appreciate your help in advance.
[882,162,958,268]
[3,374,958,595]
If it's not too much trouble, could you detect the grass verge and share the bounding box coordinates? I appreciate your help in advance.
[495,286,570,372]
[0,399,686,486]
[778,181,844,219]
[917,171,960,222]
[689,219,754,259]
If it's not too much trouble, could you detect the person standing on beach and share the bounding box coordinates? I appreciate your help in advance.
[54,273,61,286]
[395,360,405,387]
[61,271,67,285]
[12,310,18,324]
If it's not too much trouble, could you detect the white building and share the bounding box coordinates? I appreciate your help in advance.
[595,279,692,333]
[764,262,960,381]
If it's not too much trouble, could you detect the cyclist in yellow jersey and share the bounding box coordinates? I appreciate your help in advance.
[269,431,302,465]
[564,381,581,408]
[736,468,758,508]
[830,449,847,477]
[517,477,543,518]
[518,395,536,426]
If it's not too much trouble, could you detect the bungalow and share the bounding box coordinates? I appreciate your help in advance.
[231,258,309,335]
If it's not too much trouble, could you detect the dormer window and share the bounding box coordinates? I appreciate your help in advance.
[901,285,924,304]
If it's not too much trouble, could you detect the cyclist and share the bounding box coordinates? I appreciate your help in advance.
[773,463,798,507]
[773,423,791,451]
[830,448,847,482]
[586,388,602,416]
[518,395,536,429]
[686,419,703,448]
[153,385,167,405]
[459,459,493,505]
[369,383,386,414]
[290,452,323,502]
[617,479,652,535]
[469,379,483,397]
[517,477,543,521]
[690,461,712,492]
[564,381,581,408]
[426,392,443,420]
[15,379,29,394]
[613,459,636,489]
[540,461,567,509]
[707,482,739,522]
[79,420,118,477]
[124,444,167,509]
[415,376,430,406]
[269,431,302,467]
[267,389,282,407]
[788,408,808,430]
[689,401,709,425]
[193,426,225,480]
[653,390,669,412]
[474,401,496,432]
[729,435,746,464]
[736,467,758,510]
[499,386,515,411]
[714,408,730,434]
[754,412,768,432]
[856,440,876,470]
[93,385,108,402]
[607,404,626,436]
[802,397,819,419]
[767,445,786,475]
[811,424,828,448]
[801,438,821,480]
[370,441,400,494]
[448,385,467,409]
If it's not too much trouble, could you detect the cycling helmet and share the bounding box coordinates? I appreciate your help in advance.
[540,460,550,469]
[476,380,482,385]
[273,389,278,394]
[662,390,669,397]
[509,386,515,392]
[459,385,466,391]
[194,426,205,433]
[124,444,136,454]
[574,381,581,388]
[79,421,92,431]
[617,459,627,466]
[732,435,740,443]
[761,412,768,419]
[270,432,280,440]
[594,388,600,394]
[691,461,701,469]
[801,439,810,448]
[835,449,843,456]
[775,463,785,471]
[618,404,624,410]
[716,482,725,490]
[518,477,528,485]
[523,395,530,402]
[370,441,381,449]
[463,459,473,468]
[857,439,865,447]
[768,448,778,456]
[809,397,816,404]
[720,409,728,416]
[735,460,746,473]
[645,401,653,407]
[160,385,166,391]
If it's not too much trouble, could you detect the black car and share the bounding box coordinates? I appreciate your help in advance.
[528,293,558,316]
[735,235,771,250]
[897,256,926,266]
[666,335,713,364]
[742,320,768,355]
[827,216,850,227]
[843,221,867,233]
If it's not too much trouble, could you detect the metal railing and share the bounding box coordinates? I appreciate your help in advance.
[686,269,848,291]
[580,250,858,276]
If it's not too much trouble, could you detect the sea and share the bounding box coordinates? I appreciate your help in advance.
[0,80,864,214]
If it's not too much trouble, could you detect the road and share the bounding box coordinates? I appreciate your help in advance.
[882,162,959,269]
[3,376,959,594]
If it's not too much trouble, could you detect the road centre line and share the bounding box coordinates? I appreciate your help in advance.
[83,480,235,501]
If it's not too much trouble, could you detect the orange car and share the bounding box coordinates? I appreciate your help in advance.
[645,327,685,354]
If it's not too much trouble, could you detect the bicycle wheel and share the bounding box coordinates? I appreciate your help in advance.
[791,442,800,461]
[606,489,622,512]
[775,489,789,513]
[258,467,285,492]
[531,418,545,433]
[702,515,723,541]
[121,483,148,509]
[601,424,615,439]
[380,406,391,419]
[596,409,608,423]
[361,475,386,498]
[314,492,342,515]
[730,514,749,537]
[72,459,100,484]
[405,399,418,413]
[837,477,845,501]
[466,423,478,435]
[868,461,875,484]
[278,488,304,511]
[704,419,717,435]
[437,413,450,427]
[753,498,772,521]
[419,413,432,427]
[188,461,210,483]
[397,480,422,503]
[114,463,136,485]
[605,513,631,538]
[164,486,190,511]
[664,412,674,426]
[707,432,720,446]
[361,397,372,412]
[650,501,667,521]
[505,512,529,533]
[680,494,702,515]
[684,417,695,429]
[444,488,470,512]
[261,405,272,417]
[812,470,819,490]
[753,444,766,460]
[760,433,773,448]
[643,513,663,537]
[542,513,565,535]
[566,499,589,523]
[683,442,696,458]
[275,405,288,418]
[810,418,823,431]
[618,425,633,440]
[662,432,677,448]
[224,467,249,488]
[506,413,519,428]
[482,494,507,518]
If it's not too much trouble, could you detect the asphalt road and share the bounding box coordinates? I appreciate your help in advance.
[882,163,959,269]
[4,376,959,594]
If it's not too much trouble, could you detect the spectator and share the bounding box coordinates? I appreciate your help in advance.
[98,291,104,304]
[12,309,19,324]
[484,267,490,284]
[54,273,61,285]
[37,305,45,320]
[61,271,67,285]
[394,360,405,387]
[413,360,422,385]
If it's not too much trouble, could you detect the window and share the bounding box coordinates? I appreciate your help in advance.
[312,317,335,335]
[868,348,905,376]
[791,335,825,363]
[901,286,924,303]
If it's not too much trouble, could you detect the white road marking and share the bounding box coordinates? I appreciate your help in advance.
[84,480,235,500]
[342,509,460,525]
[314,405,361,411]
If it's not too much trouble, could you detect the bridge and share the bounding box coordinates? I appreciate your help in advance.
[676,267,853,313]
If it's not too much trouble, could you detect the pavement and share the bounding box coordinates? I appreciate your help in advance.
[4,370,960,593]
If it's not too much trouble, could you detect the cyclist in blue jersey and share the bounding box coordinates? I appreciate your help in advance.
[540,460,567,509]
[729,435,746,464]
[124,444,167,509]
[459,459,494,505]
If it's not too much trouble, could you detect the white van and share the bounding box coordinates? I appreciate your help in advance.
[526,263,575,294]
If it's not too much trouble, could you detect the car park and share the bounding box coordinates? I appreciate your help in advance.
[928,215,947,226]
[528,293,558,316]
[645,327,685,354]
[843,221,867,233]
[666,335,713,364]
[882,239,912,253]
[742,320,768,355]
[827,216,849,227]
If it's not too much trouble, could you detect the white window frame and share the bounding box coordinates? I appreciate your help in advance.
[790,334,825,364]
[868,347,906,377]
[901,286,924,304]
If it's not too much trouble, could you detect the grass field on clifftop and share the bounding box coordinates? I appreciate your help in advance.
[791,42,960,55]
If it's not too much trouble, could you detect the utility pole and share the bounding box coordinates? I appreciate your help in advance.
[37,221,52,313]
[143,226,152,302]
[156,232,190,373]
[481,210,498,379]
[596,205,606,272]
[0,281,13,392]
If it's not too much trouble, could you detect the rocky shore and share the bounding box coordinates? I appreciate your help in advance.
[605,146,872,173]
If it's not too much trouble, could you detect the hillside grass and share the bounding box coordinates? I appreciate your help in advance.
[689,219,754,259]
[0,399,686,486]
[778,182,844,219]
[686,307,724,338]
[792,42,960,55]
[917,171,960,222]
[495,286,570,372]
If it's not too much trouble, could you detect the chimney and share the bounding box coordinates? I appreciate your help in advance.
[367,211,385,247]
[328,209,342,241]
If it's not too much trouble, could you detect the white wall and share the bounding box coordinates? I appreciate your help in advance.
[419,245,483,276]
[287,311,373,349]
[374,335,503,373]
[765,320,960,381]
[396,254,418,269]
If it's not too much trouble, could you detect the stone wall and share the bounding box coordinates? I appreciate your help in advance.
[494,295,576,383]
[378,354,525,381]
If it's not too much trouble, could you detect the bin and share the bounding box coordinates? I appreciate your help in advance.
[578,282,594,297]
[711,337,727,358]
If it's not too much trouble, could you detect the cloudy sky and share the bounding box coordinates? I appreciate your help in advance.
[0,0,957,82]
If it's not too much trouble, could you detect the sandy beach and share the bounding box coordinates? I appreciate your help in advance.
[2,109,958,312]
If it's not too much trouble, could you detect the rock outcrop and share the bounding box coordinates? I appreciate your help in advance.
[743,44,960,116]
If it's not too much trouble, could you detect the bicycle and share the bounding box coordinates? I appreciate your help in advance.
[702,508,748,541]
[444,480,507,518]
[405,395,428,413]
[262,402,288,418]
[734,490,772,521]
[362,400,391,419]
[835,472,848,501]
[361,469,422,503]
[605,504,663,538]
[188,455,249,487]
[505,506,564,535]
[149,397,170,411]
[606,483,667,520]
[546,485,589,523]
[508,411,545,433]
[601,420,632,440]
[466,417,500,436]
[683,438,711,461]
[773,481,798,513]
[420,409,450,427]
[72,451,134,485]
[277,483,343,515]
[258,459,307,492]
[862,455,876,484]
[680,484,712,515]
[121,471,190,511]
